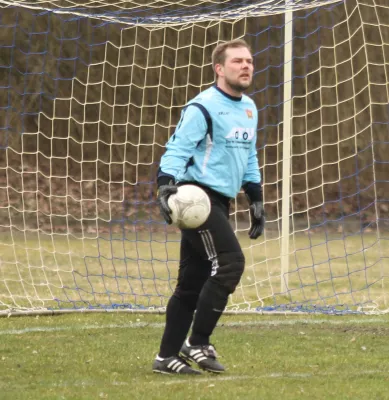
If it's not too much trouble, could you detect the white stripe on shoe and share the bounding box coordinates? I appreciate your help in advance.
[176,363,186,373]
[167,359,187,373]
[189,349,208,363]
[167,360,177,369]
[172,361,182,371]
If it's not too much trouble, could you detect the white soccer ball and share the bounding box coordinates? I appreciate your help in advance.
[167,184,211,229]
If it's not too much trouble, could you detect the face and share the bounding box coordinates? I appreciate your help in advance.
[215,46,254,93]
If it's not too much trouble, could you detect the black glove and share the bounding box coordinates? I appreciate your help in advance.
[157,184,178,224]
[249,201,265,239]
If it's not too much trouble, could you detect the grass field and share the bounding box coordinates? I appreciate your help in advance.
[0,230,388,312]
[0,230,389,399]
[1,312,389,399]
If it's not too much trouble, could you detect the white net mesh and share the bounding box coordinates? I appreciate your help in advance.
[0,0,388,314]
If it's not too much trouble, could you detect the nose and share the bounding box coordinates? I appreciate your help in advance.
[242,60,251,69]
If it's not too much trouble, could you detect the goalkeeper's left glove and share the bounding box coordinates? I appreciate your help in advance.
[243,182,265,240]
[249,201,265,239]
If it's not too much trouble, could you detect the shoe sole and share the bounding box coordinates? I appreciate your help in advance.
[153,369,172,375]
[153,368,202,375]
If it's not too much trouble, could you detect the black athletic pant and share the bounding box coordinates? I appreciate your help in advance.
[158,185,245,358]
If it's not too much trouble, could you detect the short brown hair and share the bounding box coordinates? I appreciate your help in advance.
[212,39,252,76]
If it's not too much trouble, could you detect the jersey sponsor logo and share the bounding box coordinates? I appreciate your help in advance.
[218,111,229,116]
[246,109,253,119]
[225,127,255,141]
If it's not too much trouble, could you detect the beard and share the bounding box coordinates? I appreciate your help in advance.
[225,76,252,93]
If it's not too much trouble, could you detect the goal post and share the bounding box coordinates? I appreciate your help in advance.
[281,6,293,294]
[0,0,388,315]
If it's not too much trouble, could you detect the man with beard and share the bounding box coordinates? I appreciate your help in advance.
[153,39,265,375]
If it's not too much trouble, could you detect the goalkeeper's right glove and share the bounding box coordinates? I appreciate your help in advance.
[156,172,178,224]
[157,185,178,224]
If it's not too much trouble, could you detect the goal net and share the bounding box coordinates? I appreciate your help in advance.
[0,0,388,314]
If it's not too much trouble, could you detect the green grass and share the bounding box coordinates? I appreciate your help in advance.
[0,231,388,312]
[1,313,389,399]
[0,231,389,398]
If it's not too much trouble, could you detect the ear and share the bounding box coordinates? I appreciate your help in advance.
[214,63,224,78]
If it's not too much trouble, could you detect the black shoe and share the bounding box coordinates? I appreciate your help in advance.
[180,340,225,373]
[152,355,202,375]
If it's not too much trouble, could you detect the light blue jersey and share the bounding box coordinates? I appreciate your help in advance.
[159,86,261,199]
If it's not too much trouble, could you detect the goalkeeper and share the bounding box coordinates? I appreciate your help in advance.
[153,39,265,375]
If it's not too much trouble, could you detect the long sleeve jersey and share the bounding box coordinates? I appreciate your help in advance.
[158,85,261,199]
